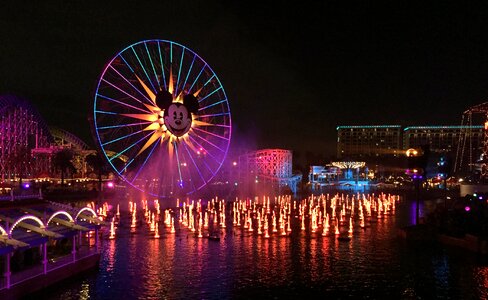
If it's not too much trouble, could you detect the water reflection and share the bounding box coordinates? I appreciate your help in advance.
[36,194,488,299]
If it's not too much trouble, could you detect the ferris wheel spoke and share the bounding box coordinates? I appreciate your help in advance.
[200,153,217,177]
[186,137,217,176]
[130,139,159,184]
[119,54,135,74]
[174,47,185,97]
[191,130,227,153]
[198,86,221,104]
[188,135,221,166]
[188,63,207,95]
[96,94,149,114]
[192,127,229,141]
[182,141,206,185]
[101,78,148,108]
[157,42,167,91]
[198,99,227,111]
[144,42,160,88]
[97,121,152,130]
[122,157,136,173]
[131,46,158,93]
[181,53,197,96]
[109,64,153,104]
[173,142,184,188]
[194,112,230,119]
[95,110,119,115]
[109,131,153,162]
[203,74,216,88]
[102,128,146,146]
[180,141,202,184]
[194,123,230,128]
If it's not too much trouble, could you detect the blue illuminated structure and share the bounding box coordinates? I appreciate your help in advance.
[93,40,231,197]
[403,125,483,131]
[336,125,401,130]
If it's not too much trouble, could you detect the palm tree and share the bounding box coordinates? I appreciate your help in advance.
[52,148,75,186]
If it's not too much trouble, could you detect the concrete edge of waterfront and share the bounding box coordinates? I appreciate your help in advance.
[437,233,488,254]
[398,226,488,254]
[0,252,100,300]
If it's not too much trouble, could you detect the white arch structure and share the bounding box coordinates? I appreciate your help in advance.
[9,215,45,235]
[75,207,98,221]
[47,210,74,225]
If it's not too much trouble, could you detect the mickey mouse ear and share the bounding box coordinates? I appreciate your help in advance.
[183,94,199,114]
[155,90,173,110]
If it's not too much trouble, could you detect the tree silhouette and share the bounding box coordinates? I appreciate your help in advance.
[52,148,75,186]
[86,152,109,192]
[9,145,31,188]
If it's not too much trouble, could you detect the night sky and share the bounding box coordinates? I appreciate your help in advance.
[2,1,488,164]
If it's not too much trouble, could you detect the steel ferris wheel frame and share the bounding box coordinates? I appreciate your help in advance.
[93,40,232,198]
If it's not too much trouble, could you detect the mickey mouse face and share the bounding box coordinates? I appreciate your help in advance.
[156,90,199,138]
[164,103,192,137]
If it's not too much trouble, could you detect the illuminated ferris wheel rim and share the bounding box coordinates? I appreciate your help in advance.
[93,39,232,139]
[93,39,232,196]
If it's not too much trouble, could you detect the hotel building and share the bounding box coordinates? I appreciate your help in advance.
[337,125,483,158]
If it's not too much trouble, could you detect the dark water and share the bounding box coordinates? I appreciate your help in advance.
[34,197,488,300]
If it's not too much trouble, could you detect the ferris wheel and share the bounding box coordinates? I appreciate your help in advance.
[93,40,231,197]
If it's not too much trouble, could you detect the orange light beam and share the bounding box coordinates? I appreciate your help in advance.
[135,75,156,103]
[108,64,153,104]
[136,131,162,157]
[121,113,159,122]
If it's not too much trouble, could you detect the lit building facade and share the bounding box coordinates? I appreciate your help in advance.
[403,126,483,154]
[309,165,340,184]
[337,125,402,158]
[337,124,483,159]
[238,149,302,194]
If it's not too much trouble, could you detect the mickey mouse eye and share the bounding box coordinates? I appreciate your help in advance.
[173,111,177,118]
[179,112,183,118]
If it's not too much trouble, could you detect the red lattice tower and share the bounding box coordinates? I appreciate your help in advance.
[455,102,488,178]
[0,95,53,182]
[238,149,301,193]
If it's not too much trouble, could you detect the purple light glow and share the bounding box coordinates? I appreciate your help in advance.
[93,40,231,197]
[465,206,471,212]
[23,183,30,189]
[107,182,114,188]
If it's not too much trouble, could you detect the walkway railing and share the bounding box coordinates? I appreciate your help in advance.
[0,245,99,291]
[0,189,42,201]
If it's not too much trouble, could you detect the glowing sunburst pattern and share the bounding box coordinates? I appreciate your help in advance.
[331,161,366,169]
[93,40,231,197]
